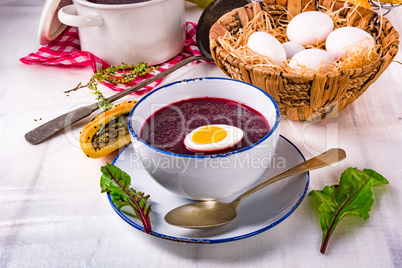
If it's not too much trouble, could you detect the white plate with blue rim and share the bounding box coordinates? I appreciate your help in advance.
[108,135,309,244]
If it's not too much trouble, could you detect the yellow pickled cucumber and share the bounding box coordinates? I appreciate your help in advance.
[79,100,137,159]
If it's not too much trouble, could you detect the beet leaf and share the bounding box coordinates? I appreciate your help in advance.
[308,168,388,254]
[100,162,152,233]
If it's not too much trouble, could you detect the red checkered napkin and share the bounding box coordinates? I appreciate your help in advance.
[20,22,204,95]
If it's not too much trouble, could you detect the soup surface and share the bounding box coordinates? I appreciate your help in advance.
[140,97,271,155]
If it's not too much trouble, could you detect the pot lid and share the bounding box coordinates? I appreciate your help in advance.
[38,0,73,45]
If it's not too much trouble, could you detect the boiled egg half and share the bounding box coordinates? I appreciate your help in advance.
[184,124,244,153]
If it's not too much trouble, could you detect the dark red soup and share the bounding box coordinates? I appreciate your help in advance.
[140,97,271,155]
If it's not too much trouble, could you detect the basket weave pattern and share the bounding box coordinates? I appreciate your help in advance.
[210,0,399,121]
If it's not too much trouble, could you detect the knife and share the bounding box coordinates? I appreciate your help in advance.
[25,55,212,145]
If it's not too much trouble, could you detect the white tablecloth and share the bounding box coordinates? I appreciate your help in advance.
[1,1,401,267]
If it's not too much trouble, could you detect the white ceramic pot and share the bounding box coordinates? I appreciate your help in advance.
[58,0,185,66]
[128,77,281,200]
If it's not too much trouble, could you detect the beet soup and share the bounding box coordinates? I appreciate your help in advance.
[140,97,271,155]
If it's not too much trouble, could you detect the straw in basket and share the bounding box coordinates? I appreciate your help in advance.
[210,0,399,121]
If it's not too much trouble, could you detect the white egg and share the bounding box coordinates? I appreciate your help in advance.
[184,124,244,153]
[325,26,376,59]
[287,11,334,46]
[289,49,335,73]
[282,41,305,59]
[247,31,286,66]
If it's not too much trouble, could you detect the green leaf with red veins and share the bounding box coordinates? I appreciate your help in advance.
[308,168,388,254]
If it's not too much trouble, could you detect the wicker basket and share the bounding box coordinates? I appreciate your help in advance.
[209,0,399,121]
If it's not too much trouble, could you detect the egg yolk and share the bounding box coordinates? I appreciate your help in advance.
[191,126,227,145]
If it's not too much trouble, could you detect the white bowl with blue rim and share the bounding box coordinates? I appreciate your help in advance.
[128,77,281,200]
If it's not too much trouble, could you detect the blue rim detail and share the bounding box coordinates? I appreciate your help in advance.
[108,134,309,244]
[127,77,281,159]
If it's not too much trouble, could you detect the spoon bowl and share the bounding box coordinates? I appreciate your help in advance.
[164,200,238,228]
[164,148,346,228]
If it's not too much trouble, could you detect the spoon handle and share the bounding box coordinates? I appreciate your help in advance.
[25,55,212,145]
[231,148,346,205]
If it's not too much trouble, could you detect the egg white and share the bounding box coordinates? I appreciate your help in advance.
[287,11,334,46]
[282,41,305,59]
[325,26,376,59]
[289,48,335,73]
[247,31,286,67]
[184,124,244,153]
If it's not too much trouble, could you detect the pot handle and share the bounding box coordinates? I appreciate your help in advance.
[58,5,103,27]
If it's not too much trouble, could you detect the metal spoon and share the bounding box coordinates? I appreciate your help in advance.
[25,0,250,145]
[164,148,346,229]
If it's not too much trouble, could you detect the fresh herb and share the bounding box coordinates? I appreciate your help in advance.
[87,76,113,111]
[100,162,152,233]
[308,168,388,254]
[72,62,157,110]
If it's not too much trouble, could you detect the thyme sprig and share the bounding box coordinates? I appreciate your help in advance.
[87,76,113,111]
[69,62,158,110]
